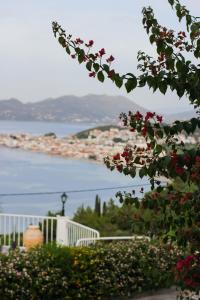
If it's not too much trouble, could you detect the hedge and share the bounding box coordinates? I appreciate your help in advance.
[0,240,183,299]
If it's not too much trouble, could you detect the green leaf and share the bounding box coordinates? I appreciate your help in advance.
[130,167,136,178]
[114,74,123,88]
[125,76,137,93]
[159,81,167,94]
[155,144,163,154]
[156,130,163,139]
[102,64,110,73]
[78,49,85,64]
[177,87,185,98]
[97,71,105,83]
[58,36,66,47]
[149,34,155,44]
[139,168,146,179]
[93,63,100,72]
[176,60,183,73]
[166,58,175,70]
[157,40,165,54]
[86,61,92,71]
[163,126,170,135]
[168,0,174,6]
[165,47,173,57]
[147,126,154,137]
[66,46,71,55]
[183,122,193,134]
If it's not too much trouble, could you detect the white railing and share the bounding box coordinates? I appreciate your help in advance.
[0,213,100,249]
[56,216,100,246]
[76,235,150,247]
[0,213,57,248]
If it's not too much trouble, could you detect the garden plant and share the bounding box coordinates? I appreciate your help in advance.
[0,241,182,299]
[52,0,200,298]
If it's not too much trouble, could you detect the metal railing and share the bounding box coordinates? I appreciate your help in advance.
[67,219,100,246]
[0,213,100,249]
[76,235,150,247]
[0,213,57,248]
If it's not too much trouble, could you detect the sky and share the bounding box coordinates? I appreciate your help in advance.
[0,0,199,113]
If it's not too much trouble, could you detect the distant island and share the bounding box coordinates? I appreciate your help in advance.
[0,94,197,124]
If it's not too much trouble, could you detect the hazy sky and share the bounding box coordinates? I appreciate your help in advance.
[0,0,199,113]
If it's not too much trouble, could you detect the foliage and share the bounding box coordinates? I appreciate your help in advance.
[73,197,171,237]
[175,253,200,294]
[0,241,183,299]
[52,0,200,296]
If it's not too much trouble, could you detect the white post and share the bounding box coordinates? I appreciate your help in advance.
[56,216,69,246]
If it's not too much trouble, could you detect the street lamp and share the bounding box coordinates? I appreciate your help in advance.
[61,192,68,216]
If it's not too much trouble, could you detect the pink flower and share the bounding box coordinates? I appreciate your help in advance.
[89,72,96,77]
[88,40,94,46]
[75,38,83,44]
[106,55,115,63]
[156,115,163,123]
[99,48,106,56]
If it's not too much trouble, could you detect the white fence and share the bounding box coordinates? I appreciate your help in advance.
[0,213,99,248]
[76,236,150,247]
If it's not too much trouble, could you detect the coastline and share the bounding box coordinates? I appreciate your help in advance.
[0,128,146,163]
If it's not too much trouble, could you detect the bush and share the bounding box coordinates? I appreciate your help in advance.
[0,240,183,299]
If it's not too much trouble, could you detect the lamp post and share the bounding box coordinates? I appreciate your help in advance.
[61,192,68,216]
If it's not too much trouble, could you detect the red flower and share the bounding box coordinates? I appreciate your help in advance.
[75,38,83,44]
[145,112,154,122]
[116,164,123,172]
[99,48,106,56]
[130,128,135,132]
[175,166,184,175]
[141,126,147,136]
[184,154,190,165]
[121,151,129,158]
[135,111,143,120]
[108,70,115,79]
[113,153,120,160]
[156,115,163,123]
[106,55,115,63]
[88,40,94,46]
[89,72,96,78]
[176,259,184,270]
[196,156,200,163]
[147,143,151,149]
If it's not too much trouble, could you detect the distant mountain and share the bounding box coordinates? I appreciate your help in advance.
[0,95,197,124]
[0,95,147,124]
[166,110,198,123]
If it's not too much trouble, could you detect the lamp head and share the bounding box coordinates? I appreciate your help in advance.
[61,192,67,204]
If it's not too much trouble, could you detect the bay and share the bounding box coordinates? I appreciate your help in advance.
[0,120,93,137]
[0,121,149,217]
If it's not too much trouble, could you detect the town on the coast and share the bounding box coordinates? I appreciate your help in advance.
[0,126,199,162]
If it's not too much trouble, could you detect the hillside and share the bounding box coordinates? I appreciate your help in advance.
[0,95,147,124]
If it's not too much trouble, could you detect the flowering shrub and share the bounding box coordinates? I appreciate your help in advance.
[52,1,200,297]
[176,253,200,298]
[0,241,182,299]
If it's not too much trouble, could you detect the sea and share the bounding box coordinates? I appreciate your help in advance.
[0,121,149,217]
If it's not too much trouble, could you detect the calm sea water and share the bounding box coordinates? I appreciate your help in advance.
[0,120,93,137]
[0,121,148,217]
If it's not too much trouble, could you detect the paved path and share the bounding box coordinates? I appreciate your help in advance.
[131,288,177,300]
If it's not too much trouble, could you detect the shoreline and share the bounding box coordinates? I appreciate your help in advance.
[0,128,146,163]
